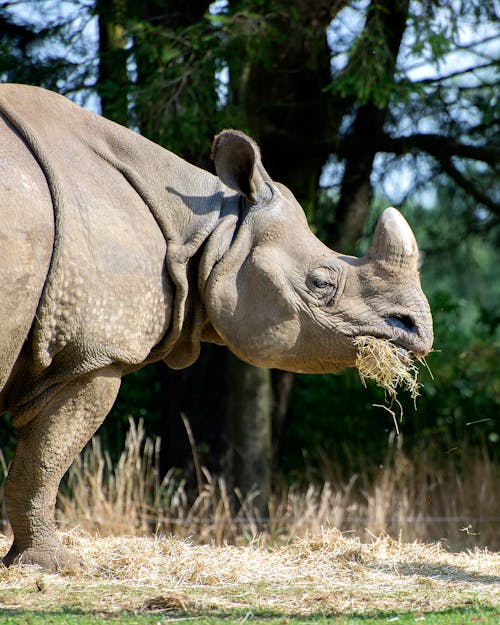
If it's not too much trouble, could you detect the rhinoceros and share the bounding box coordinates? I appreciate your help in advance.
[0,84,433,570]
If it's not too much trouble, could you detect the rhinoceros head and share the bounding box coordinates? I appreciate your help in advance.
[202,130,433,373]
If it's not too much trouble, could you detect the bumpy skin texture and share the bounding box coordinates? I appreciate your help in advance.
[0,85,433,570]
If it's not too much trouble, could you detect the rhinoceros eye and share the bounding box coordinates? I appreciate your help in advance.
[312,277,331,289]
[307,267,339,305]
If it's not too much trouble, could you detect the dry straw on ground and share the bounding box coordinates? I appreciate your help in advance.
[0,529,499,616]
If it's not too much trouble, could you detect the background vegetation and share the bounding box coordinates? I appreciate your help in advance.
[0,0,498,541]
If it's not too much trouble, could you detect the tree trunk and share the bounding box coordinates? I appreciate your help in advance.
[97,0,128,126]
[225,353,272,519]
[234,0,338,220]
[271,369,294,471]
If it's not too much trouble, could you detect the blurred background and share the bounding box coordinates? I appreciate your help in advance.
[0,0,498,549]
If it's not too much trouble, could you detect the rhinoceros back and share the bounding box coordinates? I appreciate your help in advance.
[0,84,224,403]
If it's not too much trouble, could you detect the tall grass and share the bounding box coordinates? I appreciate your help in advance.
[48,419,499,550]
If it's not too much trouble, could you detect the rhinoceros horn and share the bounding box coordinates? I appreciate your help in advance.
[368,207,419,271]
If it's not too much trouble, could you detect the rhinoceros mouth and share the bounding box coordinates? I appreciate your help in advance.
[384,317,429,357]
[353,315,427,357]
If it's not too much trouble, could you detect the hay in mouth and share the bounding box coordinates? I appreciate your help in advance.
[353,336,422,403]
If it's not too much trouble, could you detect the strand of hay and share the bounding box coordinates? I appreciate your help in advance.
[354,336,423,404]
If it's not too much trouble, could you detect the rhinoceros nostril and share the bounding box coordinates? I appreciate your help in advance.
[385,315,417,333]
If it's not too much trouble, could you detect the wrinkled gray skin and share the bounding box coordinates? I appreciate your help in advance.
[0,84,433,570]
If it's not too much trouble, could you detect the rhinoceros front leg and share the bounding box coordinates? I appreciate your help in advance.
[2,367,121,571]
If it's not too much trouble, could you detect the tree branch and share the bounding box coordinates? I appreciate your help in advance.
[440,159,500,217]
[406,60,498,85]
[338,133,500,166]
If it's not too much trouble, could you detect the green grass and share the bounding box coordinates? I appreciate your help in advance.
[0,606,498,625]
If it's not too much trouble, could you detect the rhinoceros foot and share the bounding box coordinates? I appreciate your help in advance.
[2,541,81,572]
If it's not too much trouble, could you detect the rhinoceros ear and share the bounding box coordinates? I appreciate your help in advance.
[211,129,273,204]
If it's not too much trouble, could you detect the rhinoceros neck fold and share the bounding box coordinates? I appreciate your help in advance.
[89,118,228,369]
[0,84,226,378]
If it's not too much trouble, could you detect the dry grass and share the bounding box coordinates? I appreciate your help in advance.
[56,420,262,544]
[0,529,498,616]
[48,420,500,551]
[1,421,499,617]
[354,335,423,402]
